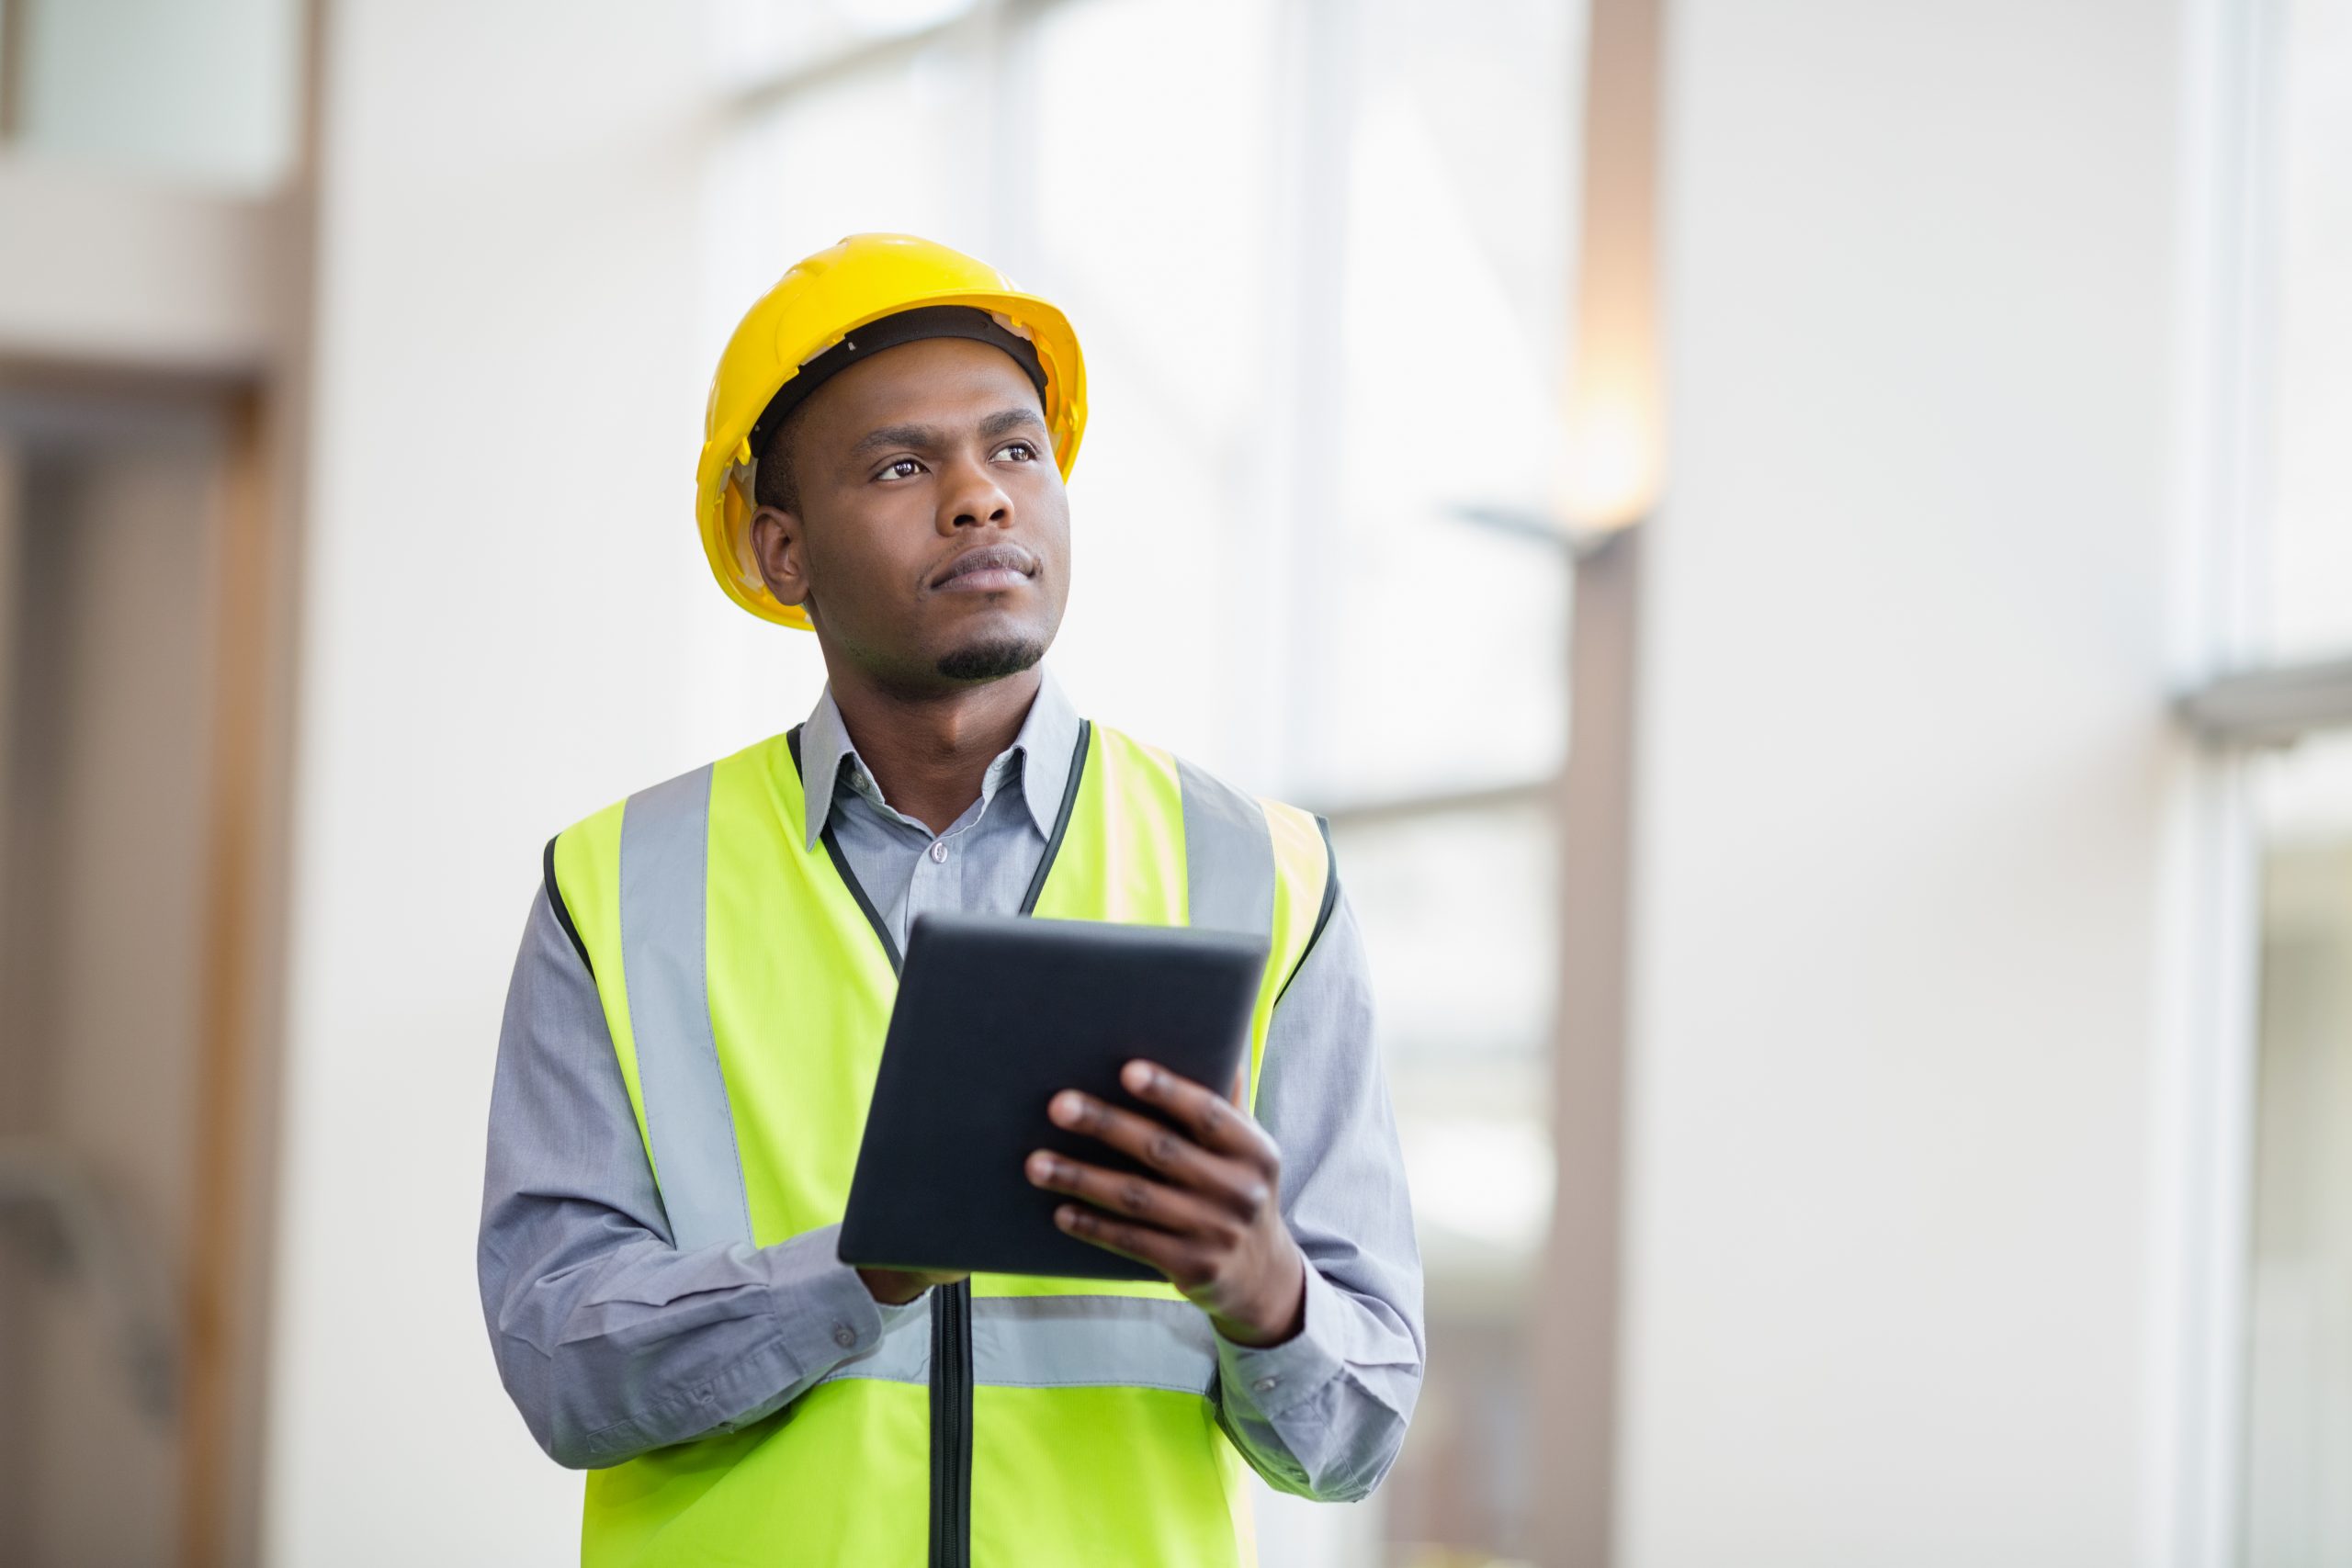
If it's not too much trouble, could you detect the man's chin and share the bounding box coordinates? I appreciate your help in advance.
[935,634,1046,683]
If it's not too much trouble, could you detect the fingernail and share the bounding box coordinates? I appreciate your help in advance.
[1026,1151,1056,1183]
[1050,1091,1083,1124]
[1122,1061,1151,1092]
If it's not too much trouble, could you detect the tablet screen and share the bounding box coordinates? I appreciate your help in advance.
[838,912,1268,1280]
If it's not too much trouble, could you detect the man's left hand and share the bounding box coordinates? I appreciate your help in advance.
[1024,1058,1306,1348]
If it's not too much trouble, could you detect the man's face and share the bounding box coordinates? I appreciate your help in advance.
[750,336,1070,695]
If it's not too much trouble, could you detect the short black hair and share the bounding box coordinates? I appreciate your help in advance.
[752,399,809,514]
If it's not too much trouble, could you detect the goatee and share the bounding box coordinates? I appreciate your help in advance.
[935,636,1045,682]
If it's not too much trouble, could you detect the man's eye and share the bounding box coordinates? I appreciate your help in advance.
[881,457,922,479]
[999,441,1036,462]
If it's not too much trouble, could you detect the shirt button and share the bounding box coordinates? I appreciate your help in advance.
[928,840,948,863]
[832,1323,857,1349]
[1252,1376,1279,1394]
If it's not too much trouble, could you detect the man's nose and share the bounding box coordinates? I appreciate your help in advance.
[937,452,1014,531]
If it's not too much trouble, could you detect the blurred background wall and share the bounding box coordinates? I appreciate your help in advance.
[1,2,2348,1567]
[266,8,713,1565]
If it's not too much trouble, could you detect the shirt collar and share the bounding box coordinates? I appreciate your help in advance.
[797,665,1081,851]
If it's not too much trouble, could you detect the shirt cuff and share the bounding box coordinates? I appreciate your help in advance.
[760,1223,890,1375]
[1214,1259,1350,1422]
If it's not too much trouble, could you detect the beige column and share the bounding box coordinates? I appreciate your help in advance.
[1529,0,1665,1561]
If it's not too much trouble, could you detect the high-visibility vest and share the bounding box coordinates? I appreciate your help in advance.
[547,716,1336,1567]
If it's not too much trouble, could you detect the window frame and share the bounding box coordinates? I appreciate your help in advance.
[2165,0,2352,1562]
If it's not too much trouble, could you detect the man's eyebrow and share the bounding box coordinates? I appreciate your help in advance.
[847,423,944,461]
[843,408,1045,463]
[978,407,1048,440]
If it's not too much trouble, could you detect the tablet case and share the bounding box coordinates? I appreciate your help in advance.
[838,911,1269,1280]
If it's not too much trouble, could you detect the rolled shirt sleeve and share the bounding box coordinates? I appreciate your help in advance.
[1211,887,1428,1502]
[477,882,917,1470]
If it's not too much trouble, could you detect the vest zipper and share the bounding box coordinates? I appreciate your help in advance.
[929,1279,973,1568]
[786,721,1091,1568]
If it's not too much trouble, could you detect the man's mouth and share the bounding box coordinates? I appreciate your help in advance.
[933,544,1038,592]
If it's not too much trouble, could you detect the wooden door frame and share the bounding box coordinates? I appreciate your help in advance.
[0,349,305,1568]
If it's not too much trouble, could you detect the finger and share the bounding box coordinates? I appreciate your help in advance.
[1046,1090,1268,1213]
[1053,1202,1209,1286]
[1025,1149,1237,1236]
[1119,1059,1278,1165]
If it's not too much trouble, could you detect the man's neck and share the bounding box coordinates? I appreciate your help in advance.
[823,664,1042,836]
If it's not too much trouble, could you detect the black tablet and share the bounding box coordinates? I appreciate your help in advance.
[837,911,1269,1281]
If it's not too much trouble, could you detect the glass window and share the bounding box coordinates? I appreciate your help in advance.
[705,41,991,328]
[1316,0,1578,807]
[1335,803,1557,1075]
[2245,728,2352,1564]
[706,0,981,91]
[1013,0,1283,769]
[1333,800,1555,1562]
[8,0,303,192]
[2258,0,2352,662]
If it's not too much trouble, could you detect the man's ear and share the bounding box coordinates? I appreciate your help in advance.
[750,505,813,611]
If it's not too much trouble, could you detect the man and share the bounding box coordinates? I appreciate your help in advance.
[479,233,1422,1567]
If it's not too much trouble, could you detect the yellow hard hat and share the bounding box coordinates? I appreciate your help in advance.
[695,232,1088,629]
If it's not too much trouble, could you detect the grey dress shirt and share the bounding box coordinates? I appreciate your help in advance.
[477,667,1425,1503]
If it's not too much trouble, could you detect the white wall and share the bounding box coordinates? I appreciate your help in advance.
[1621,2,2194,1564]
[262,5,754,1562]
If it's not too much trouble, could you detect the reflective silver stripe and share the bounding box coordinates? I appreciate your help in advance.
[814,1297,933,1388]
[974,1294,1217,1394]
[618,764,753,1253]
[817,1294,1218,1395]
[1176,757,1275,938]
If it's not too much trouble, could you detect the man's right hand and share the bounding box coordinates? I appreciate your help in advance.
[856,1267,968,1305]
